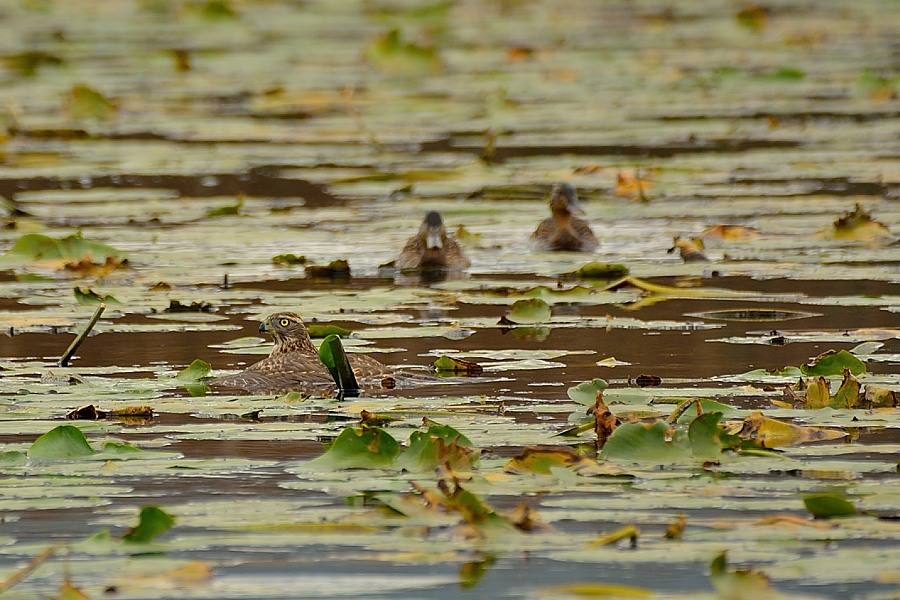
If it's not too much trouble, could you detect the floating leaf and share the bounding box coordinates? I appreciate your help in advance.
[431,355,483,375]
[66,84,116,120]
[710,551,772,599]
[503,446,610,476]
[668,236,708,262]
[735,411,846,448]
[865,385,899,408]
[165,300,214,313]
[28,425,95,458]
[272,253,307,266]
[396,421,478,471]
[4,50,64,77]
[9,232,122,263]
[567,378,609,405]
[204,196,243,218]
[830,369,861,409]
[306,259,351,278]
[601,420,693,463]
[688,412,741,458]
[365,29,442,75]
[505,298,551,324]
[568,261,629,279]
[589,524,640,547]
[801,349,866,376]
[74,286,118,305]
[805,376,831,409]
[826,203,894,242]
[0,451,27,465]
[122,506,176,543]
[802,492,857,519]
[700,224,760,240]
[318,334,359,392]
[310,426,400,469]
[176,359,211,381]
[306,324,351,338]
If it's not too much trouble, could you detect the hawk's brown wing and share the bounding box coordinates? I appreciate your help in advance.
[212,351,334,394]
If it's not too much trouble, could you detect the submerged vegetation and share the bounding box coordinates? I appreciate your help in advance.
[0,0,898,598]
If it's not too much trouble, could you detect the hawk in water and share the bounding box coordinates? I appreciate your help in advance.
[212,312,386,394]
[395,211,471,270]
[529,183,599,252]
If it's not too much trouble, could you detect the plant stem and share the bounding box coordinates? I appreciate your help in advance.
[58,303,105,367]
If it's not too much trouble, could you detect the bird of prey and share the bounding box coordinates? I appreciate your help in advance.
[212,312,387,394]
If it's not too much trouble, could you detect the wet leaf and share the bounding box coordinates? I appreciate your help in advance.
[601,421,693,463]
[365,29,442,75]
[826,203,894,242]
[865,385,900,408]
[4,50,64,77]
[589,524,640,548]
[318,334,359,392]
[431,355,483,375]
[165,300,214,313]
[122,506,176,543]
[735,411,846,448]
[176,359,212,381]
[310,426,401,469]
[306,324,352,338]
[272,253,307,266]
[830,369,861,409]
[688,412,741,458]
[505,298,551,324]
[8,232,122,263]
[28,425,95,458]
[664,514,687,540]
[536,583,653,598]
[668,236,708,262]
[504,446,598,475]
[802,492,857,519]
[700,224,760,240]
[396,421,478,471]
[801,349,866,376]
[74,286,119,305]
[614,169,652,201]
[66,84,116,120]
[710,551,772,599]
[567,379,609,405]
[567,261,629,279]
[204,196,243,218]
[306,259,351,278]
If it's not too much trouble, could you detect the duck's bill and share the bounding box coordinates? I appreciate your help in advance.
[426,229,444,249]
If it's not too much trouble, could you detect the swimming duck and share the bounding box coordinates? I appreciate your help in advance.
[212,312,387,394]
[529,183,599,251]
[395,211,471,270]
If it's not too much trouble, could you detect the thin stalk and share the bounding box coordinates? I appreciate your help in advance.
[58,303,105,367]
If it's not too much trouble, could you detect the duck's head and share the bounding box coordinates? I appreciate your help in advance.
[259,311,316,354]
[549,183,584,216]
[421,211,446,250]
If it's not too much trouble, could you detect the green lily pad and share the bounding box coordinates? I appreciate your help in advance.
[28,425,95,459]
[567,379,609,405]
[306,324,352,338]
[8,232,122,262]
[310,426,401,469]
[506,298,551,324]
[801,349,866,376]
[175,359,212,381]
[601,421,693,463]
[122,506,176,543]
[803,492,857,519]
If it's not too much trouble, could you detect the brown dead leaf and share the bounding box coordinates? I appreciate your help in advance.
[668,236,708,262]
[735,411,846,448]
[664,514,687,539]
[63,254,127,276]
[507,502,553,533]
[506,46,535,62]
[700,224,760,240]
[754,514,836,529]
[614,169,653,201]
[827,203,894,242]
[587,391,618,448]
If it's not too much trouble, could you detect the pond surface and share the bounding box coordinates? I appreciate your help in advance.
[0,0,899,598]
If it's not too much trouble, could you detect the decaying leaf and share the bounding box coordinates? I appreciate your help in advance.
[272,253,307,265]
[365,29,442,75]
[588,391,618,447]
[668,236,708,262]
[503,445,618,476]
[164,300,214,313]
[700,224,760,240]
[735,411,846,448]
[566,261,630,279]
[865,385,900,408]
[66,83,116,120]
[506,502,553,533]
[66,405,154,420]
[826,203,894,242]
[74,286,119,305]
[710,551,772,600]
[305,259,351,278]
[64,255,127,276]
[359,409,399,427]
[589,524,640,548]
[664,514,687,540]
[431,355,483,375]
[614,169,652,201]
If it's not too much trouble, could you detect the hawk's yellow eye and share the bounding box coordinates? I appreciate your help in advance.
[279,318,290,327]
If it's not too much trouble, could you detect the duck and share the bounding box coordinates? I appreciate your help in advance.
[212,312,387,394]
[529,183,599,251]
[395,211,471,270]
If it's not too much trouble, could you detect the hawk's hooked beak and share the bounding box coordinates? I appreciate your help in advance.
[259,320,270,334]
[425,227,444,250]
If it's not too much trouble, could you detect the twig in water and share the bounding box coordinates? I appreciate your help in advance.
[58,303,105,367]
